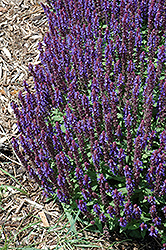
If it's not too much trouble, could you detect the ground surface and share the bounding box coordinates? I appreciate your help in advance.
[0,0,163,249]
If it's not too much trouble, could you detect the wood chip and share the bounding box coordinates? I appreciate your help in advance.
[15,199,25,214]
[24,198,44,210]
[0,136,8,144]
[0,7,8,13]
[39,211,50,227]
[2,48,12,60]
[30,34,42,40]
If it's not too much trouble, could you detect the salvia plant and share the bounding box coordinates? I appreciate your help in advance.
[12,0,166,248]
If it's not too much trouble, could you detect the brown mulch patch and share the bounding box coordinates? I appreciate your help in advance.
[0,0,163,249]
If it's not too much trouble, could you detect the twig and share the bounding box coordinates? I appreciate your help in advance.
[0,153,22,166]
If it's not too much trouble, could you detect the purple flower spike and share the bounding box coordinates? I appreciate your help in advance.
[99,212,106,223]
[148,226,158,237]
[124,200,133,222]
[75,167,84,190]
[133,204,142,220]
[107,206,115,218]
[11,0,166,239]
[123,165,134,198]
[82,188,90,200]
[150,205,157,219]
[147,196,156,205]
[119,217,127,227]
[109,158,117,176]
[152,217,161,227]
[98,174,108,206]
[112,189,124,217]
[77,200,88,213]
[162,206,166,218]
[57,189,69,204]
[83,174,91,188]
[140,222,147,231]
[93,204,101,215]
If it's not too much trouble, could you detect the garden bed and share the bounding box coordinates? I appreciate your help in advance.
[0,0,164,249]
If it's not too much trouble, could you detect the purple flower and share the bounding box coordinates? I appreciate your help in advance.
[152,217,161,227]
[108,158,118,175]
[162,206,166,218]
[119,217,127,227]
[162,243,166,250]
[133,159,143,187]
[57,189,69,203]
[146,196,156,205]
[154,162,165,195]
[150,205,157,219]
[11,0,166,238]
[118,148,125,175]
[71,140,81,167]
[92,148,100,173]
[107,206,115,218]
[112,189,124,217]
[99,212,106,223]
[140,222,147,231]
[83,174,91,188]
[97,173,108,206]
[124,200,133,222]
[75,167,84,182]
[148,226,158,237]
[77,200,88,213]
[123,165,134,197]
[93,204,101,215]
[57,174,66,186]
[133,204,142,220]
[82,188,91,200]
[105,182,112,193]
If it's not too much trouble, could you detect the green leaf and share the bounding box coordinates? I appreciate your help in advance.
[125,155,129,164]
[117,113,123,119]
[0,185,27,195]
[118,187,127,194]
[142,30,147,35]
[61,124,66,133]
[91,185,98,191]
[63,207,79,234]
[86,200,95,206]
[119,227,124,234]
[102,24,108,29]
[127,223,140,230]
[127,229,142,238]
[141,216,151,222]
[141,229,147,239]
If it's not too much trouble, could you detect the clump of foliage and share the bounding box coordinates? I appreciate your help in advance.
[12,0,166,248]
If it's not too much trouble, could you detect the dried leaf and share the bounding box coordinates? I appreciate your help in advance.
[11,89,19,96]
[0,89,6,95]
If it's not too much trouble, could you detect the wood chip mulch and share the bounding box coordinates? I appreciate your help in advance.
[0,0,163,249]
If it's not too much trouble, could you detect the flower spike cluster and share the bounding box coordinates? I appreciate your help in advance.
[12,0,166,246]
